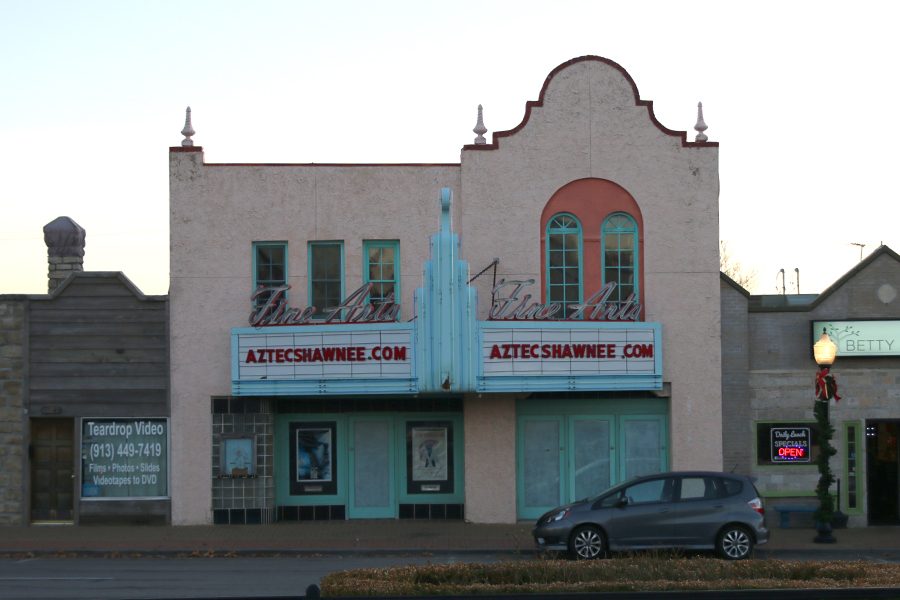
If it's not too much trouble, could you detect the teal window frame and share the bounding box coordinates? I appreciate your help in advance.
[843,421,863,514]
[252,242,287,308]
[545,213,583,317]
[601,212,639,304]
[363,240,400,317]
[308,241,344,320]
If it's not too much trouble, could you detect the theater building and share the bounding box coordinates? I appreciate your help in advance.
[168,55,722,525]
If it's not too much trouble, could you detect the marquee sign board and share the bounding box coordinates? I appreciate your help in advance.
[477,321,662,392]
[231,324,416,395]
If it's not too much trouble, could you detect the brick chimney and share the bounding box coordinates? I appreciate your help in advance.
[43,216,85,292]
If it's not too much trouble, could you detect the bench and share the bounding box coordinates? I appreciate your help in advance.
[773,504,817,528]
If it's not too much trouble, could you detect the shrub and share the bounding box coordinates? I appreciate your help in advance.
[319,556,900,597]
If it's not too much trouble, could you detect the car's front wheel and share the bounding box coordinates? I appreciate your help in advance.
[568,525,605,560]
[716,525,753,560]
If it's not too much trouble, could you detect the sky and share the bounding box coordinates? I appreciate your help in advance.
[2,0,898,297]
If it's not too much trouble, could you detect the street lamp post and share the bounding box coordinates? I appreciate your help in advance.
[813,329,839,543]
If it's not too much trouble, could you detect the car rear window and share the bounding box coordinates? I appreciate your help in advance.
[720,477,743,497]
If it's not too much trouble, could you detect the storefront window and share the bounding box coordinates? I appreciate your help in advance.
[756,422,820,465]
[80,418,168,499]
[845,423,859,510]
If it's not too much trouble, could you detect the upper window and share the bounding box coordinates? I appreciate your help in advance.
[309,242,343,319]
[364,240,399,314]
[602,213,639,304]
[540,179,644,320]
[253,242,287,308]
[545,213,582,318]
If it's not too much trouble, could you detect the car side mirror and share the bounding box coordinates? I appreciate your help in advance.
[616,496,629,508]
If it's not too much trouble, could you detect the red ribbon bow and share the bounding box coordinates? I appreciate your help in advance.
[815,367,841,402]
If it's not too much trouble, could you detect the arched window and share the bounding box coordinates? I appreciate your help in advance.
[546,213,583,317]
[540,179,644,320]
[601,213,638,304]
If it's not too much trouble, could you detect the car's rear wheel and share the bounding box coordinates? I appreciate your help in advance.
[716,525,753,560]
[568,525,605,560]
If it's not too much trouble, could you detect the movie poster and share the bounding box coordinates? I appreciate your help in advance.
[290,422,337,495]
[406,421,453,494]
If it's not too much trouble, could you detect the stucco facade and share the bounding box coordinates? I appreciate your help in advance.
[169,56,721,525]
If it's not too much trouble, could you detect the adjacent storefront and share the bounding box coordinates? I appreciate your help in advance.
[721,249,900,527]
[0,216,170,525]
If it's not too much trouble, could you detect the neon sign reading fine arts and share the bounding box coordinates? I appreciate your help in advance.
[248,279,642,327]
[490,279,641,321]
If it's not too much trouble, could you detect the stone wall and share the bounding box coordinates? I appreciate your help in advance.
[0,297,26,524]
[741,250,900,524]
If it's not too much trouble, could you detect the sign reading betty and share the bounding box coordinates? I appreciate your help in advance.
[812,320,900,357]
[490,280,642,321]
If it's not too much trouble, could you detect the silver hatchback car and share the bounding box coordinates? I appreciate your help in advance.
[532,471,769,560]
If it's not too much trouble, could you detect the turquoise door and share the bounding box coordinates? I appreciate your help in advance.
[619,415,667,480]
[516,402,669,520]
[568,416,614,500]
[518,417,564,519]
[348,418,395,518]
[518,416,615,519]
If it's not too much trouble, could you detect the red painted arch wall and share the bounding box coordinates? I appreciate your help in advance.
[540,178,645,317]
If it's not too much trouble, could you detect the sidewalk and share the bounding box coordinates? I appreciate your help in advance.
[2,521,899,556]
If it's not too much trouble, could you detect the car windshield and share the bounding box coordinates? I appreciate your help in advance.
[585,480,630,504]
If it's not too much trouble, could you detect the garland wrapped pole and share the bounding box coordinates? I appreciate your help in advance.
[812,330,839,544]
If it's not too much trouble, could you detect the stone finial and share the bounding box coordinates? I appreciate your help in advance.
[43,216,86,292]
[181,106,195,147]
[694,102,708,142]
[473,104,487,145]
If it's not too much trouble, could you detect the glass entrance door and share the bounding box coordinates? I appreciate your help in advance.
[517,407,668,520]
[569,416,613,500]
[867,420,900,525]
[349,418,395,518]
[620,415,667,480]
[518,417,564,519]
[518,416,615,519]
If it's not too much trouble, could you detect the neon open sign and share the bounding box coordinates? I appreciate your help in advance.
[770,427,811,463]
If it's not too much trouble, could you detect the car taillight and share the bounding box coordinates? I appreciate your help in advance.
[748,497,764,515]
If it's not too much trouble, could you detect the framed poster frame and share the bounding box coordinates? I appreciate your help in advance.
[289,421,337,495]
[406,421,453,494]
[221,434,257,477]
